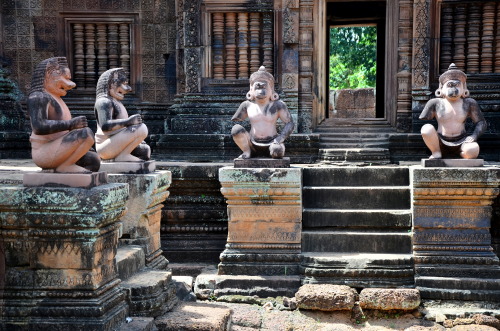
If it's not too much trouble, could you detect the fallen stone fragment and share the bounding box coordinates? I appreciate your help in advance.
[404,326,446,331]
[452,318,475,326]
[295,284,358,311]
[359,288,420,311]
[282,297,297,310]
[472,314,500,329]
[424,311,447,323]
[194,274,216,300]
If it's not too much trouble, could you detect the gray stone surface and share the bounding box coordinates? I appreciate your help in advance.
[116,245,146,280]
[234,157,290,168]
[359,288,421,310]
[295,284,358,311]
[121,269,177,317]
[100,160,156,174]
[23,171,108,188]
[155,302,232,331]
[422,158,484,168]
[172,275,196,301]
[119,317,156,331]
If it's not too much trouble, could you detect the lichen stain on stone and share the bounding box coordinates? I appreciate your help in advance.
[233,168,289,182]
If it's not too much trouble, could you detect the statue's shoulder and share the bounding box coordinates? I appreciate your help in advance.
[274,99,287,108]
[28,91,50,101]
[95,96,113,108]
[463,97,479,106]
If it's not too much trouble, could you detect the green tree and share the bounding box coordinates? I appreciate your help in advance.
[329,26,377,89]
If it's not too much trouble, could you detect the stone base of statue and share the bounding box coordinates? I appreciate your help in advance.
[421,158,484,168]
[413,167,500,301]
[23,171,107,188]
[0,183,129,330]
[234,157,290,168]
[218,167,302,276]
[99,160,156,174]
[107,170,171,269]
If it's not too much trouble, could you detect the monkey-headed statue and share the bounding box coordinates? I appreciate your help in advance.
[420,63,486,160]
[28,57,99,173]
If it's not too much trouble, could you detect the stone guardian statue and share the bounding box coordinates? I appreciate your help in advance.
[27,57,99,173]
[420,63,486,159]
[231,66,294,159]
[94,68,150,162]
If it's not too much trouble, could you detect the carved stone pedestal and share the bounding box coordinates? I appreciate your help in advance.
[0,184,129,330]
[412,167,500,301]
[218,167,302,276]
[107,171,171,269]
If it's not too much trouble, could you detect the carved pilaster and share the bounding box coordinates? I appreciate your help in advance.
[397,0,413,114]
[96,23,108,76]
[412,0,432,104]
[119,23,130,74]
[73,23,85,88]
[283,4,299,44]
[481,2,496,73]
[184,47,201,93]
[249,13,261,74]
[262,12,274,74]
[108,24,119,68]
[225,12,237,80]
[467,4,481,73]
[176,0,186,94]
[412,168,500,301]
[439,5,453,73]
[453,4,467,71]
[237,12,249,79]
[212,12,225,79]
[183,0,201,93]
[84,23,96,88]
[496,3,500,72]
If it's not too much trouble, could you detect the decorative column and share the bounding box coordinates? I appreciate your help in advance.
[481,2,495,73]
[73,23,85,87]
[412,167,500,301]
[396,0,413,131]
[107,171,172,269]
[85,23,96,88]
[237,12,249,79]
[119,23,130,74]
[0,184,129,330]
[212,12,225,79]
[467,5,481,73]
[108,23,119,68]
[224,13,237,80]
[218,167,302,276]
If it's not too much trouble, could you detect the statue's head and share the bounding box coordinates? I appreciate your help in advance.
[96,68,131,101]
[247,66,279,102]
[435,63,469,99]
[30,57,75,97]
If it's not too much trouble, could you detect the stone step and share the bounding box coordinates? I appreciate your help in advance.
[121,269,178,317]
[302,230,412,253]
[416,276,500,291]
[301,252,414,287]
[155,302,232,331]
[116,245,146,281]
[319,142,390,148]
[418,287,500,301]
[318,148,391,163]
[119,317,156,331]
[303,167,410,187]
[319,133,391,138]
[320,137,390,144]
[303,187,411,209]
[303,209,412,229]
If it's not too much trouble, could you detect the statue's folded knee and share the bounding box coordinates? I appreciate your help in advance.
[269,143,285,158]
[231,124,246,137]
[421,124,436,136]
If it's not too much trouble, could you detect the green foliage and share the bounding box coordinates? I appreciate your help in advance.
[329,26,377,89]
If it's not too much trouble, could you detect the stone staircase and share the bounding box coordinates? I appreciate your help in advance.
[300,166,414,287]
[315,119,396,164]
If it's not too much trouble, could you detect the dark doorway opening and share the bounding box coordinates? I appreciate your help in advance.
[326,1,386,119]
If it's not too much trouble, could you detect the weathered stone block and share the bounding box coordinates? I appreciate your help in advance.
[218,167,302,275]
[107,171,171,269]
[295,284,358,311]
[23,171,108,188]
[155,302,232,331]
[359,288,420,310]
[99,160,156,174]
[0,184,129,330]
[412,167,500,301]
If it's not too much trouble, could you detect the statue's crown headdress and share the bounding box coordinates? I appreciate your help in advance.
[249,66,275,88]
[439,63,467,85]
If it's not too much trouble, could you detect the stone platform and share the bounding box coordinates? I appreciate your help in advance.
[234,157,290,168]
[421,158,484,167]
[23,171,107,188]
[218,167,302,276]
[412,167,500,301]
[107,170,171,269]
[0,183,129,330]
[100,160,156,174]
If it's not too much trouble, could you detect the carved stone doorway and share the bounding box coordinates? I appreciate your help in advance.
[313,0,398,128]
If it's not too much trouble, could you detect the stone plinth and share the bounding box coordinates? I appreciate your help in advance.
[100,160,156,174]
[23,171,108,188]
[107,171,171,269]
[0,183,129,330]
[412,167,500,301]
[421,158,484,168]
[218,167,302,275]
[234,157,290,168]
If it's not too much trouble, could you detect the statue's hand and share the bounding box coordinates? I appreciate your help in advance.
[464,135,476,143]
[128,114,143,126]
[69,116,88,130]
